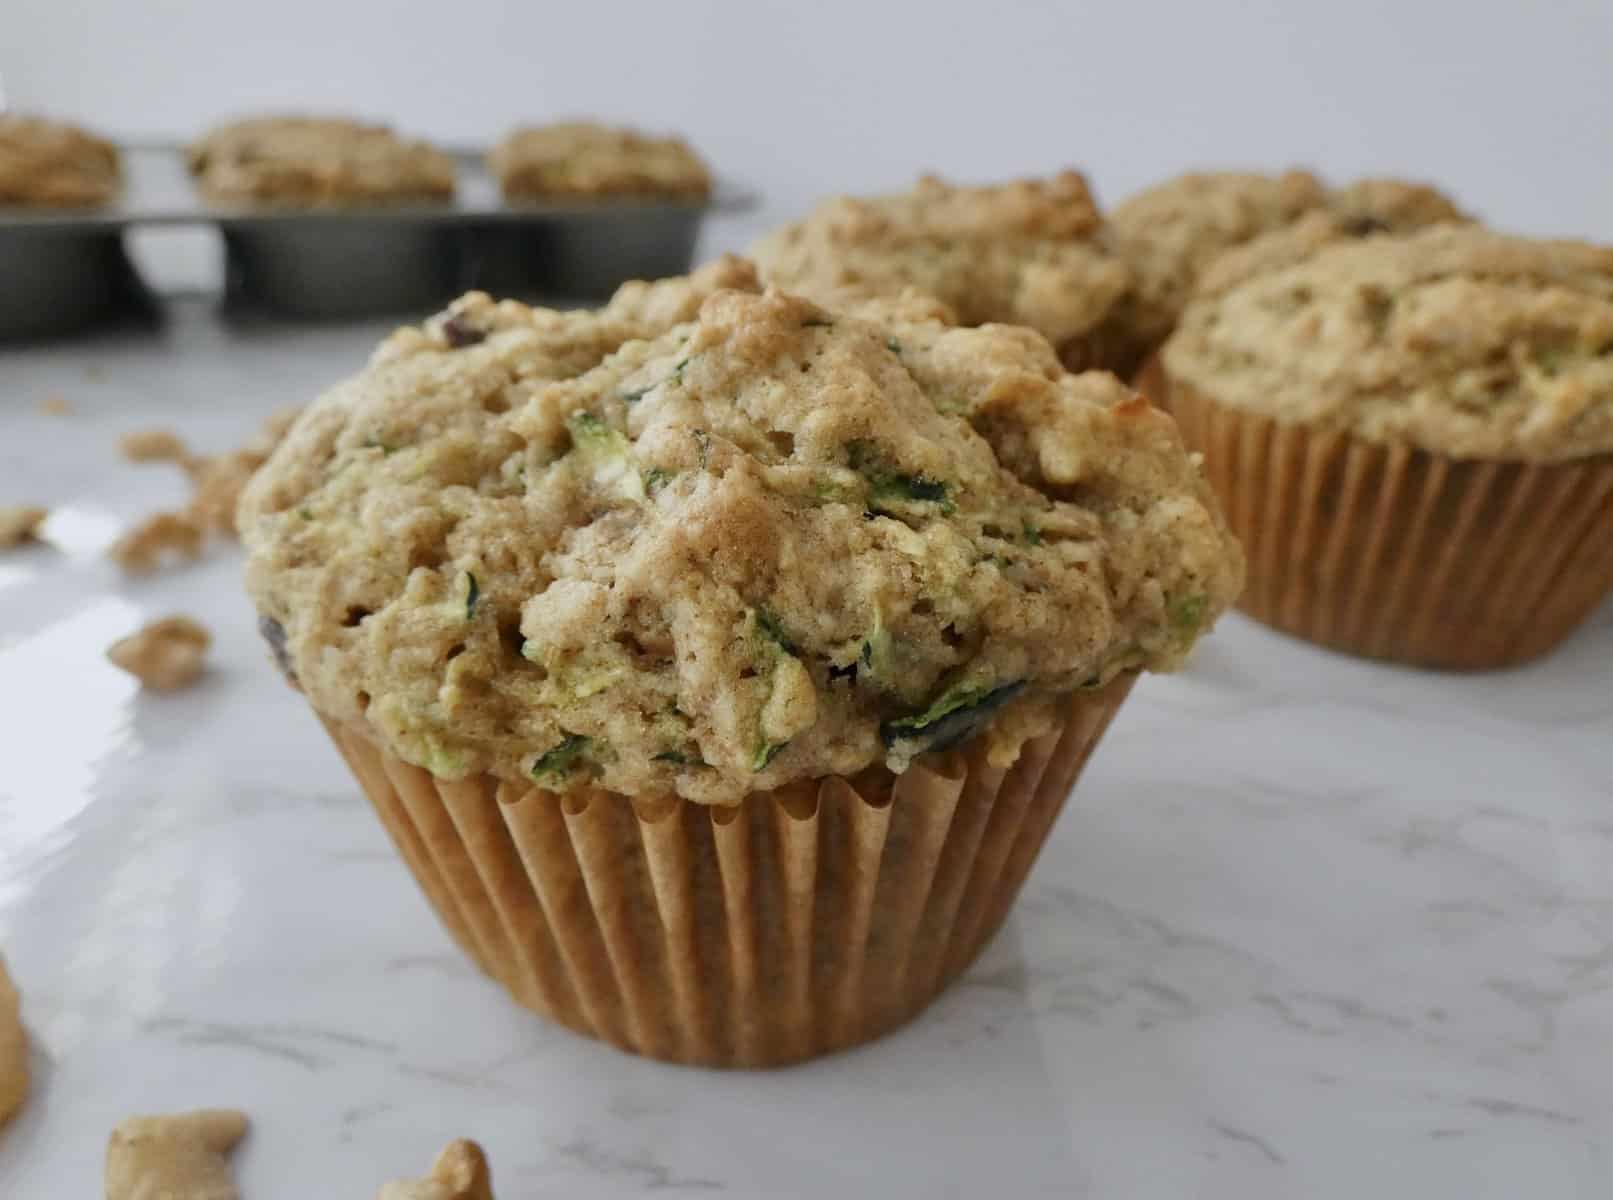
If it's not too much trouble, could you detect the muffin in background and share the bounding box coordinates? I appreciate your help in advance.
[488,121,711,201]
[1161,224,1613,670]
[752,171,1131,372]
[239,257,1242,1066]
[187,115,455,207]
[0,114,122,207]
[1107,170,1469,381]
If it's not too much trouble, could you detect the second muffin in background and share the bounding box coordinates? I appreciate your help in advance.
[752,171,1131,372]
[187,115,456,207]
[238,257,1243,1066]
[488,121,712,201]
[1161,224,1613,670]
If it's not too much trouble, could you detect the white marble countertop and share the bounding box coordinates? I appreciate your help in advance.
[1,299,1611,1199]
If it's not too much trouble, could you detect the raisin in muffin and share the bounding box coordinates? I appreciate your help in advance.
[1160,225,1613,669]
[752,172,1132,372]
[1106,170,1469,379]
[187,115,455,207]
[488,121,712,201]
[0,114,121,207]
[239,256,1242,1065]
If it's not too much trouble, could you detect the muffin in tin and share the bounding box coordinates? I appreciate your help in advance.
[1159,224,1613,669]
[187,115,456,207]
[488,121,712,201]
[1107,170,1469,381]
[0,114,122,207]
[752,171,1131,372]
[239,257,1243,1065]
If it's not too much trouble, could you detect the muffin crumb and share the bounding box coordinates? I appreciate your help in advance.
[0,506,47,549]
[377,1140,495,1200]
[105,1109,247,1200]
[109,511,205,573]
[39,395,72,416]
[108,616,212,690]
[120,428,196,465]
[0,956,26,1130]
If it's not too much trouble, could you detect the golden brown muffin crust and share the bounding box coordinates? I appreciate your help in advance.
[0,114,121,208]
[1165,225,1613,461]
[241,262,1240,804]
[489,121,712,200]
[187,115,455,207]
[1103,170,1469,375]
[751,172,1130,367]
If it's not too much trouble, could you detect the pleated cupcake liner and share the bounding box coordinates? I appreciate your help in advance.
[1166,375,1613,669]
[320,675,1135,1068]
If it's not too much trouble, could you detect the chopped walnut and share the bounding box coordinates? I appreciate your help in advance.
[38,394,71,416]
[109,511,205,573]
[105,1109,248,1200]
[107,615,211,691]
[0,506,47,549]
[119,428,196,465]
[0,956,27,1130]
[377,1140,495,1200]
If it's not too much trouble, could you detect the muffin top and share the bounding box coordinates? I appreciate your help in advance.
[0,114,121,208]
[187,115,455,207]
[1164,226,1613,461]
[240,257,1242,805]
[489,121,712,200]
[751,172,1130,369]
[1103,170,1468,373]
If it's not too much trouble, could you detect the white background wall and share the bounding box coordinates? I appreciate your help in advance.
[6,0,1611,243]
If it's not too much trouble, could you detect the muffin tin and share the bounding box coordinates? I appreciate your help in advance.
[0,142,757,338]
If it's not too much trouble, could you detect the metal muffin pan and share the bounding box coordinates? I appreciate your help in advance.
[0,143,758,337]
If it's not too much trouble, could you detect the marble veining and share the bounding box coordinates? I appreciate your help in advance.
[1,299,1610,1198]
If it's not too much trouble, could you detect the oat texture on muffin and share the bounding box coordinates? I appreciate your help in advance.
[0,113,121,207]
[1165,225,1613,461]
[1102,170,1468,374]
[187,115,455,207]
[240,258,1241,805]
[752,172,1130,370]
[489,121,711,200]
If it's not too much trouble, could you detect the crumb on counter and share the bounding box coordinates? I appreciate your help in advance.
[0,956,26,1130]
[119,428,196,465]
[107,616,212,691]
[377,1140,495,1200]
[0,506,47,549]
[105,1109,248,1200]
[38,395,71,416]
[109,511,204,573]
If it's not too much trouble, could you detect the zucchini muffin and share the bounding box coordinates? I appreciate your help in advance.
[240,257,1242,1064]
[1107,170,1469,381]
[1161,224,1613,669]
[187,115,455,207]
[488,121,712,201]
[751,172,1131,372]
[0,114,121,207]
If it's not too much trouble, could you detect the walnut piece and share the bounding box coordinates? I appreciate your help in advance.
[106,1109,248,1200]
[107,616,212,691]
[376,1140,494,1200]
[0,956,27,1130]
[0,506,47,549]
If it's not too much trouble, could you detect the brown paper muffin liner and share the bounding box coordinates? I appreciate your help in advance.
[1166,375,1613,669]
[319,676,1135,1067]
[1132,350,1169,412]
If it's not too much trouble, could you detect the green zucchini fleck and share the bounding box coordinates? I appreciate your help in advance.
[880,679,1027,758]
[1022,521,1042,546]
[566,410,643,500]
[654,749,707,767]
[753,739,788,771]
[644,467,675,494]
[1168,593,1208,633]
[754,606,799,656]
[531,734,591,783]
[886,337,902,355]
[463,571,480,619]
[847,440,954,515]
